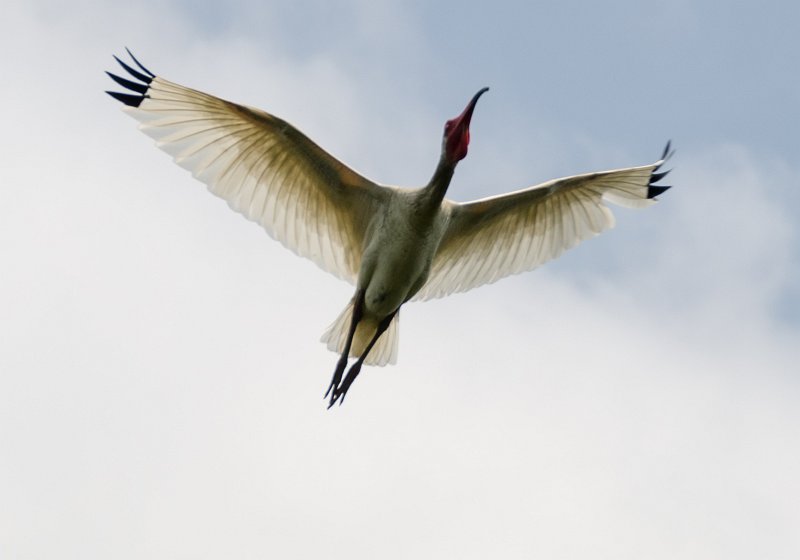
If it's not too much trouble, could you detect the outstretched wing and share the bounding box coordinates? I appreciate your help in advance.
[106,50,388,283]
[415,144,673,300]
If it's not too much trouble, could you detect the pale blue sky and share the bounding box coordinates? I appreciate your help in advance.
[172,0,800,162]
[1,1,799,558]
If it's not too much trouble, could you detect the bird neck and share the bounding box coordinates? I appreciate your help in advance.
[423,156,456,207]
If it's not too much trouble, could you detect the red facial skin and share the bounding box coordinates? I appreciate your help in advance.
[444,87,489,163]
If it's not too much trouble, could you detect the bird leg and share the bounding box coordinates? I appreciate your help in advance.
[324,290,364,401]
[330,309,398,407]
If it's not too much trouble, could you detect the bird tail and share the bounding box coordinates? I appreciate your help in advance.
[320,299,399,366]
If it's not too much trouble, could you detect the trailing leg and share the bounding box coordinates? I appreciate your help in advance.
[330,309,398,406]
[324,290,364,401]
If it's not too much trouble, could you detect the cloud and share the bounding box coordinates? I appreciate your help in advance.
[1,2,798,559]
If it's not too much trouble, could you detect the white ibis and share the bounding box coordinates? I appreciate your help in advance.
[107,50,672,407]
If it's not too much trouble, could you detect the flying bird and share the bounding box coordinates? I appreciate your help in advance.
[106,50,672,407]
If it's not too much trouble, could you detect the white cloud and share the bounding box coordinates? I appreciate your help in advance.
[1,2,798,559]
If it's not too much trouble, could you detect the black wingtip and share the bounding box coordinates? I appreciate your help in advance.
[106,90,145,107]
[661,140,671,159]
[107,50,155,107]
[650,169,671,183]
[112,55,153,85]
[660,140,675,163]
[647,185,672,198]
[647,141,675,199]
[125,47,156,78]
[105,71,149,94]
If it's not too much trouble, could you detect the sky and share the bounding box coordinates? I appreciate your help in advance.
[1,0,799,558]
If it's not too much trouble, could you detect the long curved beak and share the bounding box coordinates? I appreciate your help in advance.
[454,87,490,130]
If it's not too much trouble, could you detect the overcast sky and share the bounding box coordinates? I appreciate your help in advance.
[2,1,799,558]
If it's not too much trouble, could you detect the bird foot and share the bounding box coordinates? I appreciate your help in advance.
[327,361,363,408]
[324,354,350,400]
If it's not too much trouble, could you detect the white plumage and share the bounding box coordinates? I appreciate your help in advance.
[107,50,672,405]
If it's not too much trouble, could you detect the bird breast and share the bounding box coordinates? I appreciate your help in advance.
[358,190,447,317]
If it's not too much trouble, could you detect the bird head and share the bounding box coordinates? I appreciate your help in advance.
[443,87,489,164]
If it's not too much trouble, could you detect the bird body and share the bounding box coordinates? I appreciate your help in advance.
[326,182,452,364]
[361,188,444,316]
[326,195,425,359]
[106,51,673,406]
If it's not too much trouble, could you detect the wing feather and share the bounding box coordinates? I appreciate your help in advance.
[414,147,672,300]
[106,53,388,283]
